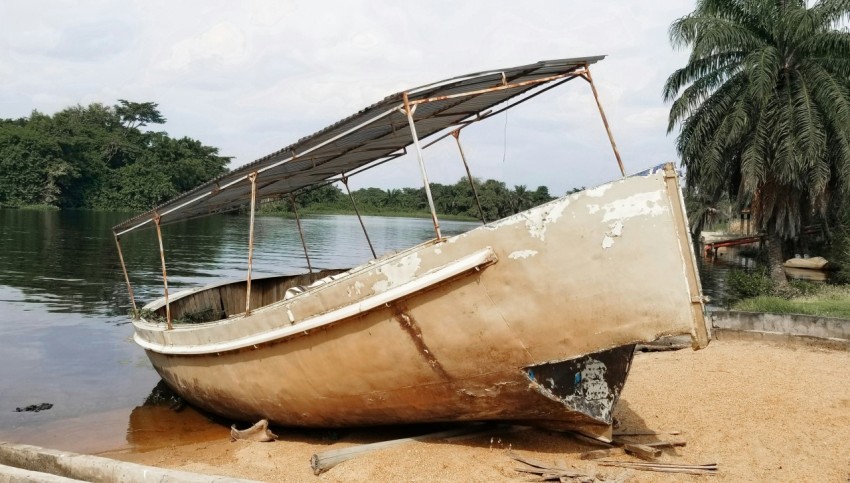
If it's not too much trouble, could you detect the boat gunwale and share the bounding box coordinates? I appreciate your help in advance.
[134,247,498,355]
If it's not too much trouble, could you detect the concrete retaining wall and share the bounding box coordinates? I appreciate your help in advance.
[710,310,850,349]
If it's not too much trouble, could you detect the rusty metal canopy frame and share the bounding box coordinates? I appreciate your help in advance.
[114,55,605,236]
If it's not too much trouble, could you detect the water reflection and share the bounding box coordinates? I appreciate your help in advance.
[126,381,226,452]
[0,208,476,451]
[695,243,759,308]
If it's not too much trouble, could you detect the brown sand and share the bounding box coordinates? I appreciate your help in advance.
[103,339,850,482]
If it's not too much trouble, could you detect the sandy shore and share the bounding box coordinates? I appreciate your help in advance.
[103,339,850,482]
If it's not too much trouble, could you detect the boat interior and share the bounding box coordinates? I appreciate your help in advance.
[148,269,347,324]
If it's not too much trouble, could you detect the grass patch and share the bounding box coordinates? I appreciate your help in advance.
[732,284,850,319]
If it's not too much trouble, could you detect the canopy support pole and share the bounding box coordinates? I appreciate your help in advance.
[342,176,377,258]
[153,214,172,330]
[450,130,486,225]
[402,92,442,241]
[245,173,258,316]
[290,195,313,273]
[581,66,625,177]
[113,234,137,316]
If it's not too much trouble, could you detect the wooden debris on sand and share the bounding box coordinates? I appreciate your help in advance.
[578,429,686,461]
[597,460,718,476]
[230,419,278,442]
[509,451,595,482]
[310,424,511,475]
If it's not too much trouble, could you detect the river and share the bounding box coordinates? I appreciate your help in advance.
[0,208,479,452]
[0,208,739,454]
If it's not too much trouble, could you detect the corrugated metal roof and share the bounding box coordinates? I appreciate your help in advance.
[114,55,605,235]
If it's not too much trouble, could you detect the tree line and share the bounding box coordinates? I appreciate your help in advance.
[261,180,555,220]
[0,101,229,210]
[0,100,560,219]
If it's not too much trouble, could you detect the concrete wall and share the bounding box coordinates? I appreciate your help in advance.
[710,310,850,349]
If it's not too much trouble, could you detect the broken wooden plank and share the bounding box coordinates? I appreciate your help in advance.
[622,443,661,460]
[597,460,718,475]
[614,430,682,437]
[310,425,495,475]
[641,439,687,448]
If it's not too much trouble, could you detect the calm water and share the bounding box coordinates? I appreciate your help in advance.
[0,208,477,452]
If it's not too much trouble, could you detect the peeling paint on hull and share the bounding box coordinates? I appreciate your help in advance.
[134,165,709,434]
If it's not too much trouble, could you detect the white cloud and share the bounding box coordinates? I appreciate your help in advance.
[156,22,247,73]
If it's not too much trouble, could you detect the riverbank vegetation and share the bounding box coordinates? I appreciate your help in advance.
[731,283,850,319]
[0,101,230,211]
[724,266,850,318]
[1,101,556,219]
[259,181,554,221]
[668,0,850,286]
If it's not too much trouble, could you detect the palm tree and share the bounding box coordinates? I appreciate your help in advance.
[511,185,533,214]
[664,0,850,284]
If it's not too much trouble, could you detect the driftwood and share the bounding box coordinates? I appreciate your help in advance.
[0,441,254,482]
[230,419,278,442]
[310,425,499,475]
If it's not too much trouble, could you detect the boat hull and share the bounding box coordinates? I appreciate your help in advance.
[135,165,708,437]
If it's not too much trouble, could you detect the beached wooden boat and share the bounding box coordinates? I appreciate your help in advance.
[114,57,709,441]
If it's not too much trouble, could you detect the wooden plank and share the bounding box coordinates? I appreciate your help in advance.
[613,430,681,437]
[580,447,626,460]
[622,443,661,460]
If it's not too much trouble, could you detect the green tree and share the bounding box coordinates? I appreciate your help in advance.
[664,0,850,284]
[115,100,167,129]
[0,101,228,210]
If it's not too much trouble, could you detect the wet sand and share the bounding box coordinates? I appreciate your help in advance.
[65,340,850,481]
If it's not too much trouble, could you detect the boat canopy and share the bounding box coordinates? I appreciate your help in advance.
[113,55,605,236]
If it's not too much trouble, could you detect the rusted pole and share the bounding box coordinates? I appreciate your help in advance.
[290,195,313,273]
[402,92,442,240]
[113,233,138,316]
[582,67,626,177]
[245,172,258,316]
[451,130,486,225]
[342,176,377,258]
[153,214,172,330]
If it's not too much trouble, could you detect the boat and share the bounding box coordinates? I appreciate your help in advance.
[113,56,710,442]
[783,256,829,270]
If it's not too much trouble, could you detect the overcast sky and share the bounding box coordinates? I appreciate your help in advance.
[0,1,696,195]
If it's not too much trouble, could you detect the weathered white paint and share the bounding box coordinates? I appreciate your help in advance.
[609,220,624,237]
[371,253,422,293]
[509,250,538,260]
[523,201,570,241]
[584,184,612,198]
[600,190,667,223]
[601,220,625,249]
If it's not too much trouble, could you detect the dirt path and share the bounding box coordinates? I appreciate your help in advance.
[103,340,850,482]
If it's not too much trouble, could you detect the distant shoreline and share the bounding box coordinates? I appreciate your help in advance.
[1,204,480,222]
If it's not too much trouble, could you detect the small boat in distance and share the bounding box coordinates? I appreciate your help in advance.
[114,56,709,442]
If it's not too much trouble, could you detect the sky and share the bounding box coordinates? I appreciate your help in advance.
[0,1,696,196]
